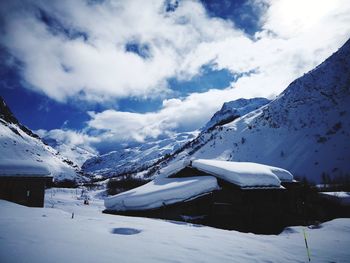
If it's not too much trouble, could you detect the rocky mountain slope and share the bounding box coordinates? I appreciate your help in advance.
[0,97,85,182]
[154,39,350,183]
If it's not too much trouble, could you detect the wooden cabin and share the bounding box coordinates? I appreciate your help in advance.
[0,162,52,207]
[104,159,302,234]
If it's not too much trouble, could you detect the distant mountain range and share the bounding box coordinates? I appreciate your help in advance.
[82,131,199,178]
[81,98,270,178]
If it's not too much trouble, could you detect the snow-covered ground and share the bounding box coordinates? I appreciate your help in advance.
[1,189,350,263]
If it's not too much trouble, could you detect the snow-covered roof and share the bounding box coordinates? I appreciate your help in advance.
[158,159,293,187]
[104,176,219,211]
[0,160,51,177]
[267,166,294,182]
[156,159,191,179]
[104,159,294,211]
[191,159,292,188]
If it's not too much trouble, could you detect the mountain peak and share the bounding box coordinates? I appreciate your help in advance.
[0,96,19,125]
[0,96,41,139]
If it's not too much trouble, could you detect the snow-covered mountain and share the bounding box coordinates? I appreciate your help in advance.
[202,98,270,131]
[82,131,199,177]
[0,97,86,182]
[155,39,350,183]
[82,97,270,178]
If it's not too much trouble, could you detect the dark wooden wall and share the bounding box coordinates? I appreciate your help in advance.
[0,176,52,207]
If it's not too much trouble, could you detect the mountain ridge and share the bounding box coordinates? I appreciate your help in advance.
[149,38,350,183]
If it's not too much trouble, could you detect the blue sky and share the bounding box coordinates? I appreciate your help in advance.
[200,0,268,35]
[0,0,349,153]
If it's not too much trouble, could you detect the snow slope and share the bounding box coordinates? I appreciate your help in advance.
[157,39,350,183]
[0,97,84,182]
[82,131,199,177]
[1,192,350,263]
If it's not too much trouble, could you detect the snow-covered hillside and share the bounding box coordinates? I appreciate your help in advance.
[82,131,199,177]
[158,39,350,183]
[0,97,85,182]
[40,135,97,167]
[203,98,270,130]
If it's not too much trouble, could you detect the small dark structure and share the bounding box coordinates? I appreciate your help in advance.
[0,163,52,207]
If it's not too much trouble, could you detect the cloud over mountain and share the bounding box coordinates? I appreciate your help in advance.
[1,0,350,148]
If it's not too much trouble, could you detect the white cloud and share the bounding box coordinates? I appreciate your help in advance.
[0,0,238,102]
[180,0,350,98]
[36,128,99,154]
[2,0,349,102]
[87,87,263,142]
[262,0,343,38]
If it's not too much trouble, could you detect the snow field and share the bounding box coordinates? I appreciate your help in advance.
[1,189,350,262]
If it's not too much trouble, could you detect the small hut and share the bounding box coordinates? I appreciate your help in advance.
[104,159,297,233]
[0,161,52,207]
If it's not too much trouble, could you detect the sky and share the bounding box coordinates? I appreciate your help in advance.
[0,0,350,154]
